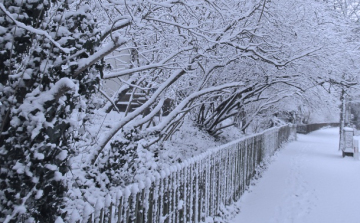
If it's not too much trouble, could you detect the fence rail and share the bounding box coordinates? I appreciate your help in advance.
[296,123,339,134]
[80,125,296,222]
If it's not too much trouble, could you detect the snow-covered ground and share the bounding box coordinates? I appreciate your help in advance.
[232,127,360,223]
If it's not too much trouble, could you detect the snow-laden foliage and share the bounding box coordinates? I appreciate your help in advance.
[0,0,102,222]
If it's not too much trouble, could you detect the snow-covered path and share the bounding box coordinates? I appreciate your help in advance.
[232,128,360,223]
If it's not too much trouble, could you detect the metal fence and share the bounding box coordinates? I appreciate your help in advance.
[80,125,296,223]
[296,123,339,134]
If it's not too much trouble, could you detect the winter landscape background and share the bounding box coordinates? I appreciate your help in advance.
[1,0,360,222]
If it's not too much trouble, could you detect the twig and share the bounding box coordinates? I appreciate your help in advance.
[0,3,73,54]
[99,89,120,113]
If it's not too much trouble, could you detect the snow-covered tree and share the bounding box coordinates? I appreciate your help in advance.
[83,0,339,191]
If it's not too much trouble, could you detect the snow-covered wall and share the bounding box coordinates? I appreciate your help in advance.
[102,50,131,97]
[77,125,296,222]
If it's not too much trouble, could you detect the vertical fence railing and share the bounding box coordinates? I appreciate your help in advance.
[79,125,296,223]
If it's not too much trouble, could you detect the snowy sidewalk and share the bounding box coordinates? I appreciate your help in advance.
[232,128,360,223]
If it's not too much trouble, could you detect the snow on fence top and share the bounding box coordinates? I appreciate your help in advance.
[78,125,296,223]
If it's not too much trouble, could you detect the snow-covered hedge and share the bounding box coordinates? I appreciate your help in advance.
[74,125,296,222]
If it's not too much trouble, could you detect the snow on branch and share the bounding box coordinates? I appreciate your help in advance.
[147,82,246,132]
[147,18,200,29]
[224,40,323,67]
[100,16,132,42]
[103,46,193,79]
[104,63,165,79]
[133,97,166,127]
[90,68,188,164]
[73,38,126,78]
[147,0,178,8]
[281,47,323,67]
[0,3,74,54]
[98,89,120,113]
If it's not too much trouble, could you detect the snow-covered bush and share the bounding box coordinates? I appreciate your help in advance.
[101,129,141,187]
[0,1,101,221]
